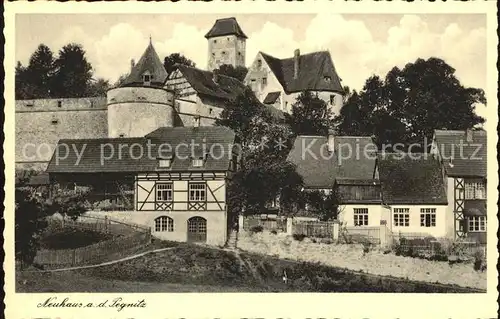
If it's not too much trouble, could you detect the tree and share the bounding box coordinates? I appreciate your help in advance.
[113,73,129,88]
[15,178,90,268]
[163,53,195,77]
[217,87,303,218]
[15,44,56,99]
[88,78,111,97]
[335,57,486,149]
[51,43,93,98]
[287,91,334,136]
[213,64,248,82]
[302,188,342,221]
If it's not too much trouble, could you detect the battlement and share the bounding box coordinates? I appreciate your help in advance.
[16,97,107,113]
[107,86,175,106]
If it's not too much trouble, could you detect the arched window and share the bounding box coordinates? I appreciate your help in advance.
[155,216,174,232]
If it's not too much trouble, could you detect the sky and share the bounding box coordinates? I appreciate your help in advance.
[16,13,487,116]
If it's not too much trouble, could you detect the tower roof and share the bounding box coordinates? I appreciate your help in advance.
[204,17,247,39]
[122,40,168,87]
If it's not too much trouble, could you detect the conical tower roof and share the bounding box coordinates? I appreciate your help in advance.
[122,39,168,87]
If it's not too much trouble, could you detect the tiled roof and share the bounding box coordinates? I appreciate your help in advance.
[464,200,486,216]
[122,41,168,87]
[46,127,236,173]
[287,136,377,189]
[260,51,343,94]
[205,17,247,39]
[433,129,487,177]
[377,153,447,205]
[176,64,246,101]
[263,92,281,104]
[27,173,50,186]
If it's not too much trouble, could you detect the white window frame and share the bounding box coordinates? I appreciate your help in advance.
[353,208,369,226]
[156,183,173,202]
[468,216,486,232]
[155,216,174,232]
[393,208,410,227]
[465,181,486,199]
[189,183,206,202]
[420,208,436,227]
[192,158,204,167]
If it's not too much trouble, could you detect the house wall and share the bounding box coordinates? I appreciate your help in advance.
[445,177,456,238]
[15,97,108,171]
[107,87,175,138]
[207,35,246,71]
[389,205,449,238]
[338,204,384,227]
[245,52,286,110]
[134,172,228,246]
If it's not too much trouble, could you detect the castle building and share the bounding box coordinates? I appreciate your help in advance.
[205,17,247,71]
[244,49,345,115]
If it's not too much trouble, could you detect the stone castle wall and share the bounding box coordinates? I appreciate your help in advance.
[15,97,108,171]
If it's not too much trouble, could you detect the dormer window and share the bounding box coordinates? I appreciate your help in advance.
[192,158,204,168]
[324,76,331,82]
[143,73,151,85]
[159,159,171,168]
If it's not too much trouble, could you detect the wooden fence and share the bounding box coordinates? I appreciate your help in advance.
[292,220,335,238]
[242,215,287,232]
[340,226,383,244]
[34,231,151,267]
[35,215,152,268]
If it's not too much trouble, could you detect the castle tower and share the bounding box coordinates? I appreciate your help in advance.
[205,17,247,71]
[107,39,175,138]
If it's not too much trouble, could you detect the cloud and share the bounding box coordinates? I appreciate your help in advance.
[45,14,485,95]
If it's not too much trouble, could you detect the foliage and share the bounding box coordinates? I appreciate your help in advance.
[249,225,264,234]
[300,188,342,221]
[334,57,486,150]
[213,64,248,82]
[217,87,304,218]
[292,234,306,241]
[15,44,55,99]
[286,91,335,137]
[16,43,97,99]
[473,250,486,272]
[163,53,195,77]
[15,179,90,267]
[51,43,94,98]
[113,73,130,88]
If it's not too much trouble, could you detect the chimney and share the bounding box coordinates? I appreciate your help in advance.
[130,59,135,72]
[466,128,473,142]
[213,69,219,84]
[327,129,335,153]
[294,49,300,79]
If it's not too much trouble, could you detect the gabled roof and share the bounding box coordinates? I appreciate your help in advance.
[263,92,281,104]
[174,64,245,101]
[259,51,343,94]
[45,127,237,173]
[122,41,168,87]
[205,17,247,39]
[287,135,377,189]
[377,153,447,205]
[433,129,487,177]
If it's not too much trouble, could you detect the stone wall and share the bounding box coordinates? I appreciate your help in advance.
[15,97,108,171]
[207,35,245,71]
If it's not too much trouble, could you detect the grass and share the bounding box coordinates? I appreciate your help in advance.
[39,227,116,250]
[17,241,484,293]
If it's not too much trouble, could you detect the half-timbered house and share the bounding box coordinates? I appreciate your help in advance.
[430,129,487,244]
[46,126,240,246]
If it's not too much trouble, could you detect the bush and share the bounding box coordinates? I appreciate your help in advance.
[473,250,486,272]
[292,234,306,241]
[249,225,263,233]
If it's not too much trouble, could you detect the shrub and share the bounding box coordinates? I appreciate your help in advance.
[292,234,306,241]
[249,225,263,233]
[473,250,486,272]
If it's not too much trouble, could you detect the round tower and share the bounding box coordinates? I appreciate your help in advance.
[205,17,247,71]
[107,40,175,138]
